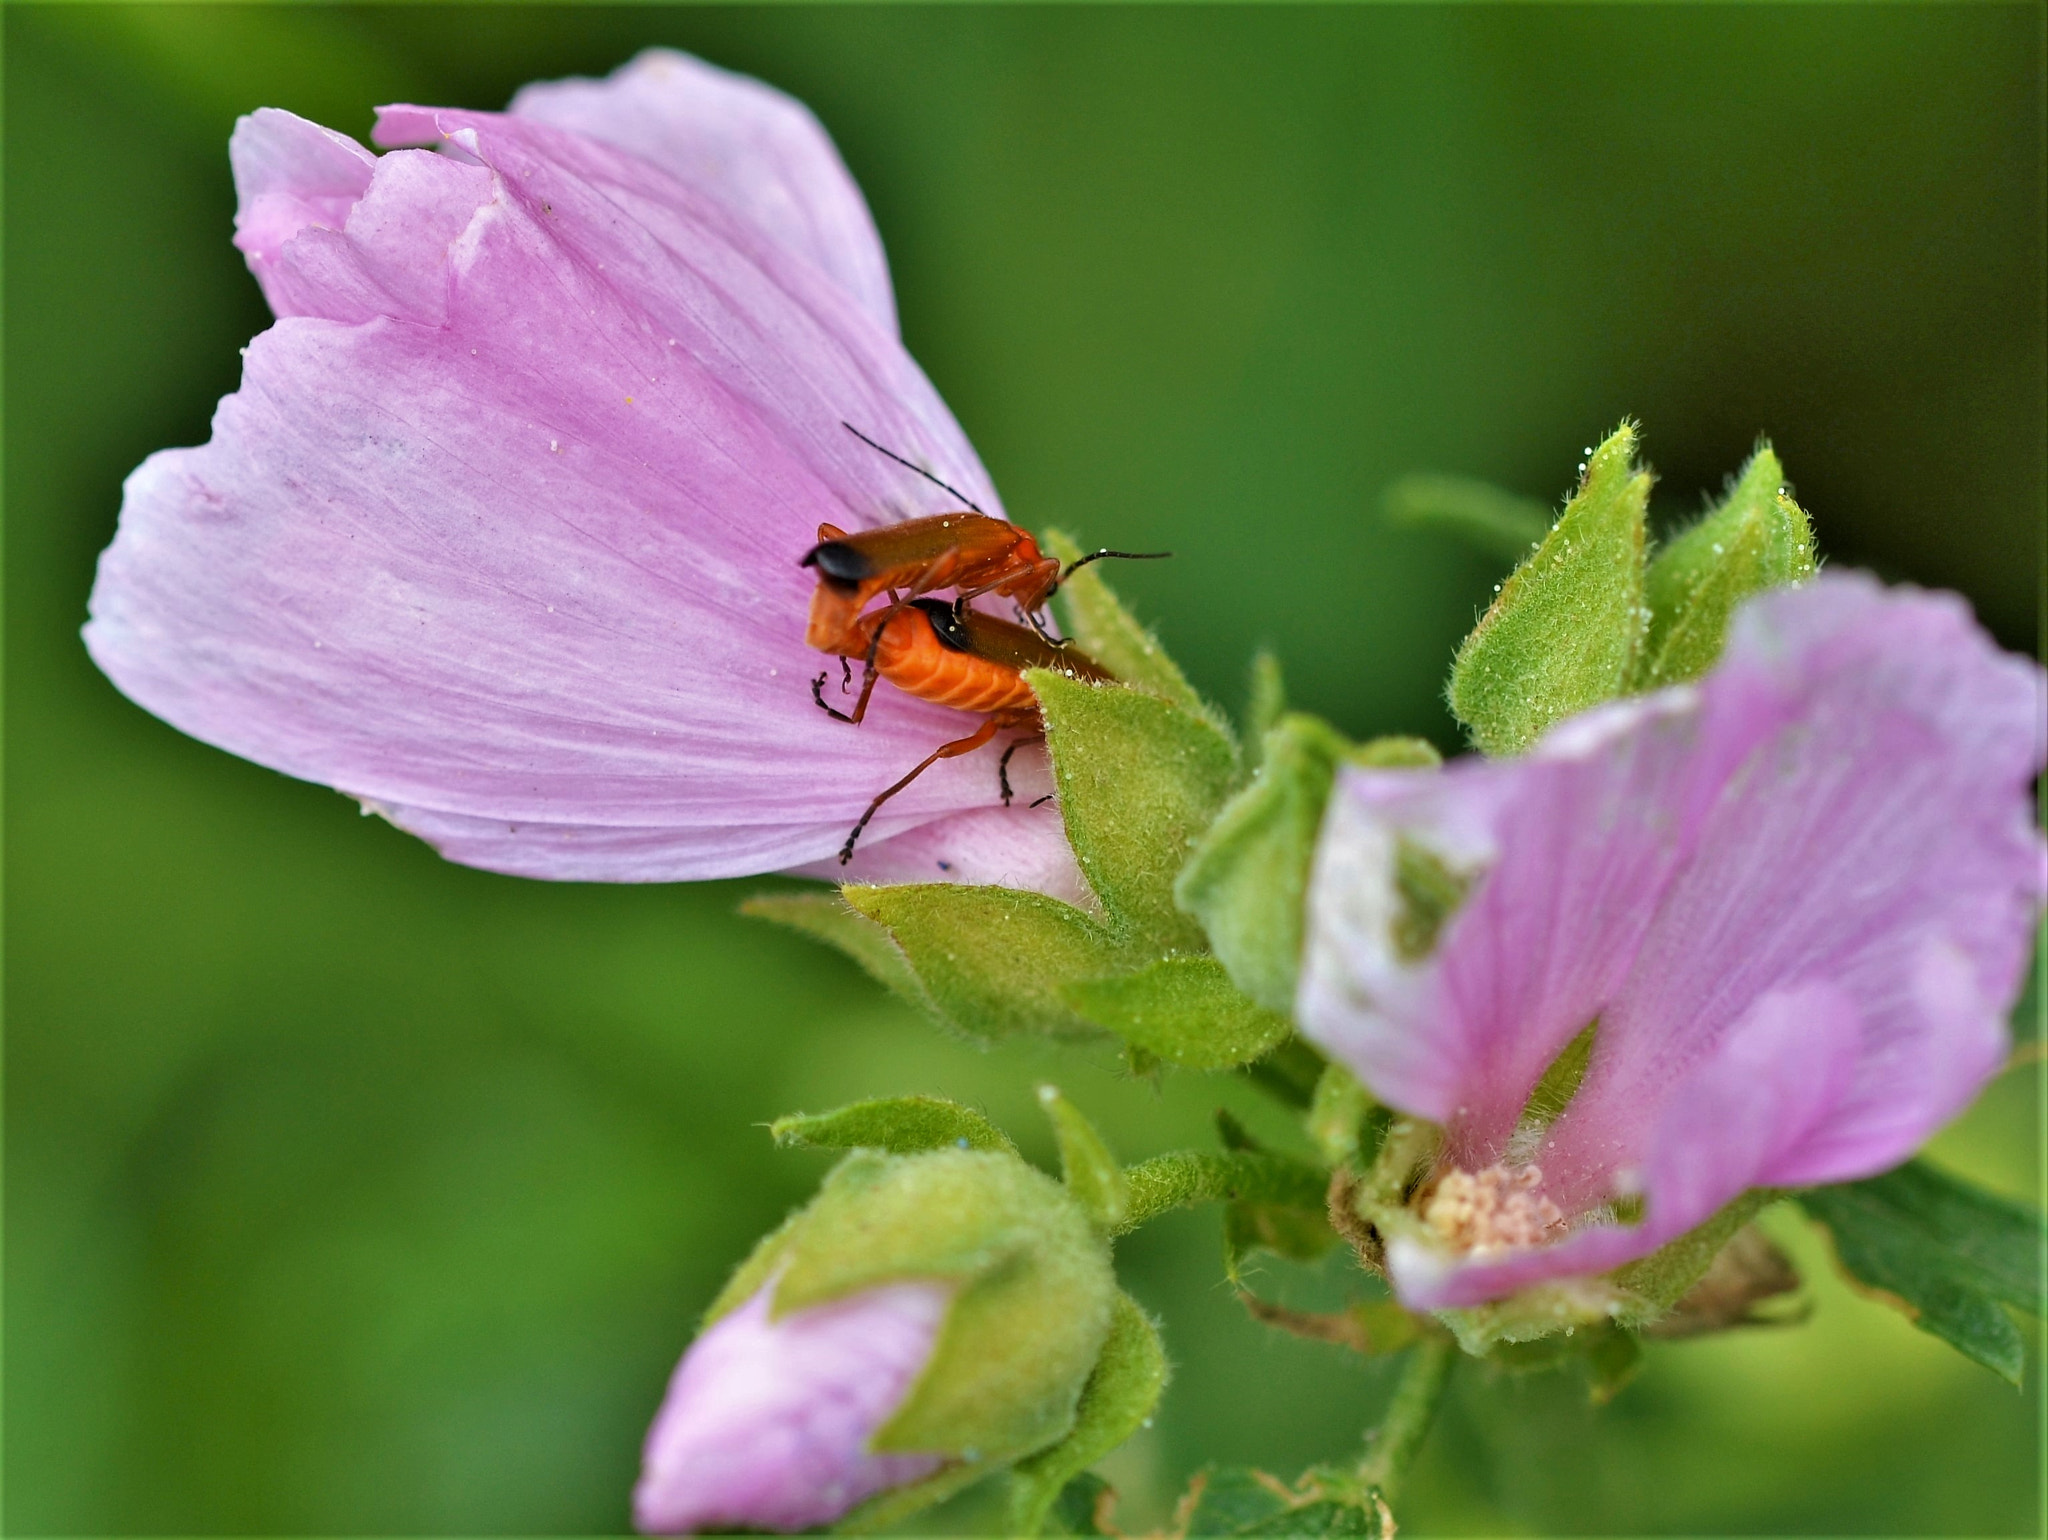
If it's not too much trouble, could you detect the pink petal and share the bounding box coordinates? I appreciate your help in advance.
[1302,573,2047,1306]
[509,49,897,335]
[1299,689,1720,1155]
[635,1279,948,1534]
[87,95,1055,883]
[229,108,376,314]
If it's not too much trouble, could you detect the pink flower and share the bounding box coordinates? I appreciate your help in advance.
[1299,574,2046,1311]
[634,1277,950,1534]
[83,50,1083,898]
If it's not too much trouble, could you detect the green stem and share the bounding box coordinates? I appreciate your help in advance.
[1112,1149,1327,1236]
[1356,1335,1456,1500]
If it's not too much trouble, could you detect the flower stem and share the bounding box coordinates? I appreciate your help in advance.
[1356,1335,1456,1500]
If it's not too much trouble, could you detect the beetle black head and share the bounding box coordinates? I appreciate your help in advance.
[911,597,973,652]
[801,540,872,588]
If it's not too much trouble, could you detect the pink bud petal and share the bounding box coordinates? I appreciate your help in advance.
[635,1280,949,1534]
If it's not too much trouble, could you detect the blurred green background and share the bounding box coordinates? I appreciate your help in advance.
[6,5,2042,1534]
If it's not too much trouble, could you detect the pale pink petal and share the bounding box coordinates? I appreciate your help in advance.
[88,98,1046,883]
[229,108,376,314]
[1540,577,2045,1202]
[1299,689,1725,1157]
[510,48,897,334]
[635,1279,948,1534]
[1302,574,2047,1308]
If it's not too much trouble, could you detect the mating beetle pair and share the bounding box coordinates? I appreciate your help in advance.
[800,426,1166,863]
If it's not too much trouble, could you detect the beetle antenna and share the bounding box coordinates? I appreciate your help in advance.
[1056,548,1173,585]
[842,422,985,514]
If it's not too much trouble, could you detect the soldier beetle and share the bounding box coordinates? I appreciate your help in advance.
[803,424,1168,650]
[802,424,1164,863]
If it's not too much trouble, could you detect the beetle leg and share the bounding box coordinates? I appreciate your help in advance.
[996,733,1046,806]
[840,718,1001,864]
[810,672,860,724]
[839,657,853,693]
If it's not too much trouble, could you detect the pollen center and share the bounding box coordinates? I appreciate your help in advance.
[1422,1164,1563,1255]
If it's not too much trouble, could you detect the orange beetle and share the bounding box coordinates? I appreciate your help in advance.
[804,424,1166,649]
[810,597,1113,863]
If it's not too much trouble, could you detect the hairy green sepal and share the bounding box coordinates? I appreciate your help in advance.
[1179,716,1438,1013]
[1006,1293,1170,1535]
[1032,668,1239,952]
[1634,444,1816,689]
[741,890,932,1012]
[1065,955,1291,1070]
[1800,1158,2043,1384]
[771,1095,1018,1157]
[841,883,1127,1041]
[1038,1085,1131,1230]
[1448,423,1650,756]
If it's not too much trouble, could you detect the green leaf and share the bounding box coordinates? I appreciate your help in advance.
[1065,955,1292,1071]
[1031,669,1240,952]
[1634,444,1816,689]
[1448,423,1650,756]
[1178,715,1437,1013]
[1383,471,1552,565]
[1042,528,1222,732]
[740,890,932,1012]
[1175,712,1347,1013]
[1181,1467,1383,1538]
[1037,1085,1130,1231]
[1006,1293,1169,1536]
[770,1095,1018,1157]
[841,883,1127,1041]
[1800,1158,2043,1383]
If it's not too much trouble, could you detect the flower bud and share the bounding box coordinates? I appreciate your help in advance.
[636,1147,1118,1533]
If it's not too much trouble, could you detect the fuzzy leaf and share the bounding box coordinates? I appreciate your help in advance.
[1800,1158,2043,1383]
[842,883,1126,1041]
[1038,1085,1130,1230]
[741,890,931,1011]
[1448,423,1650,756]
[771,1095,1018,1157]
[1032,670,1239,952]
[1384,472,1552,565]
[1042,528,1220,731]
[1635,444,1816,689]
[1007,1293,1169,1536]
[1182,1467,1382,1537]
[1179,717,1437,1013]
[1065,955,1292,1070]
